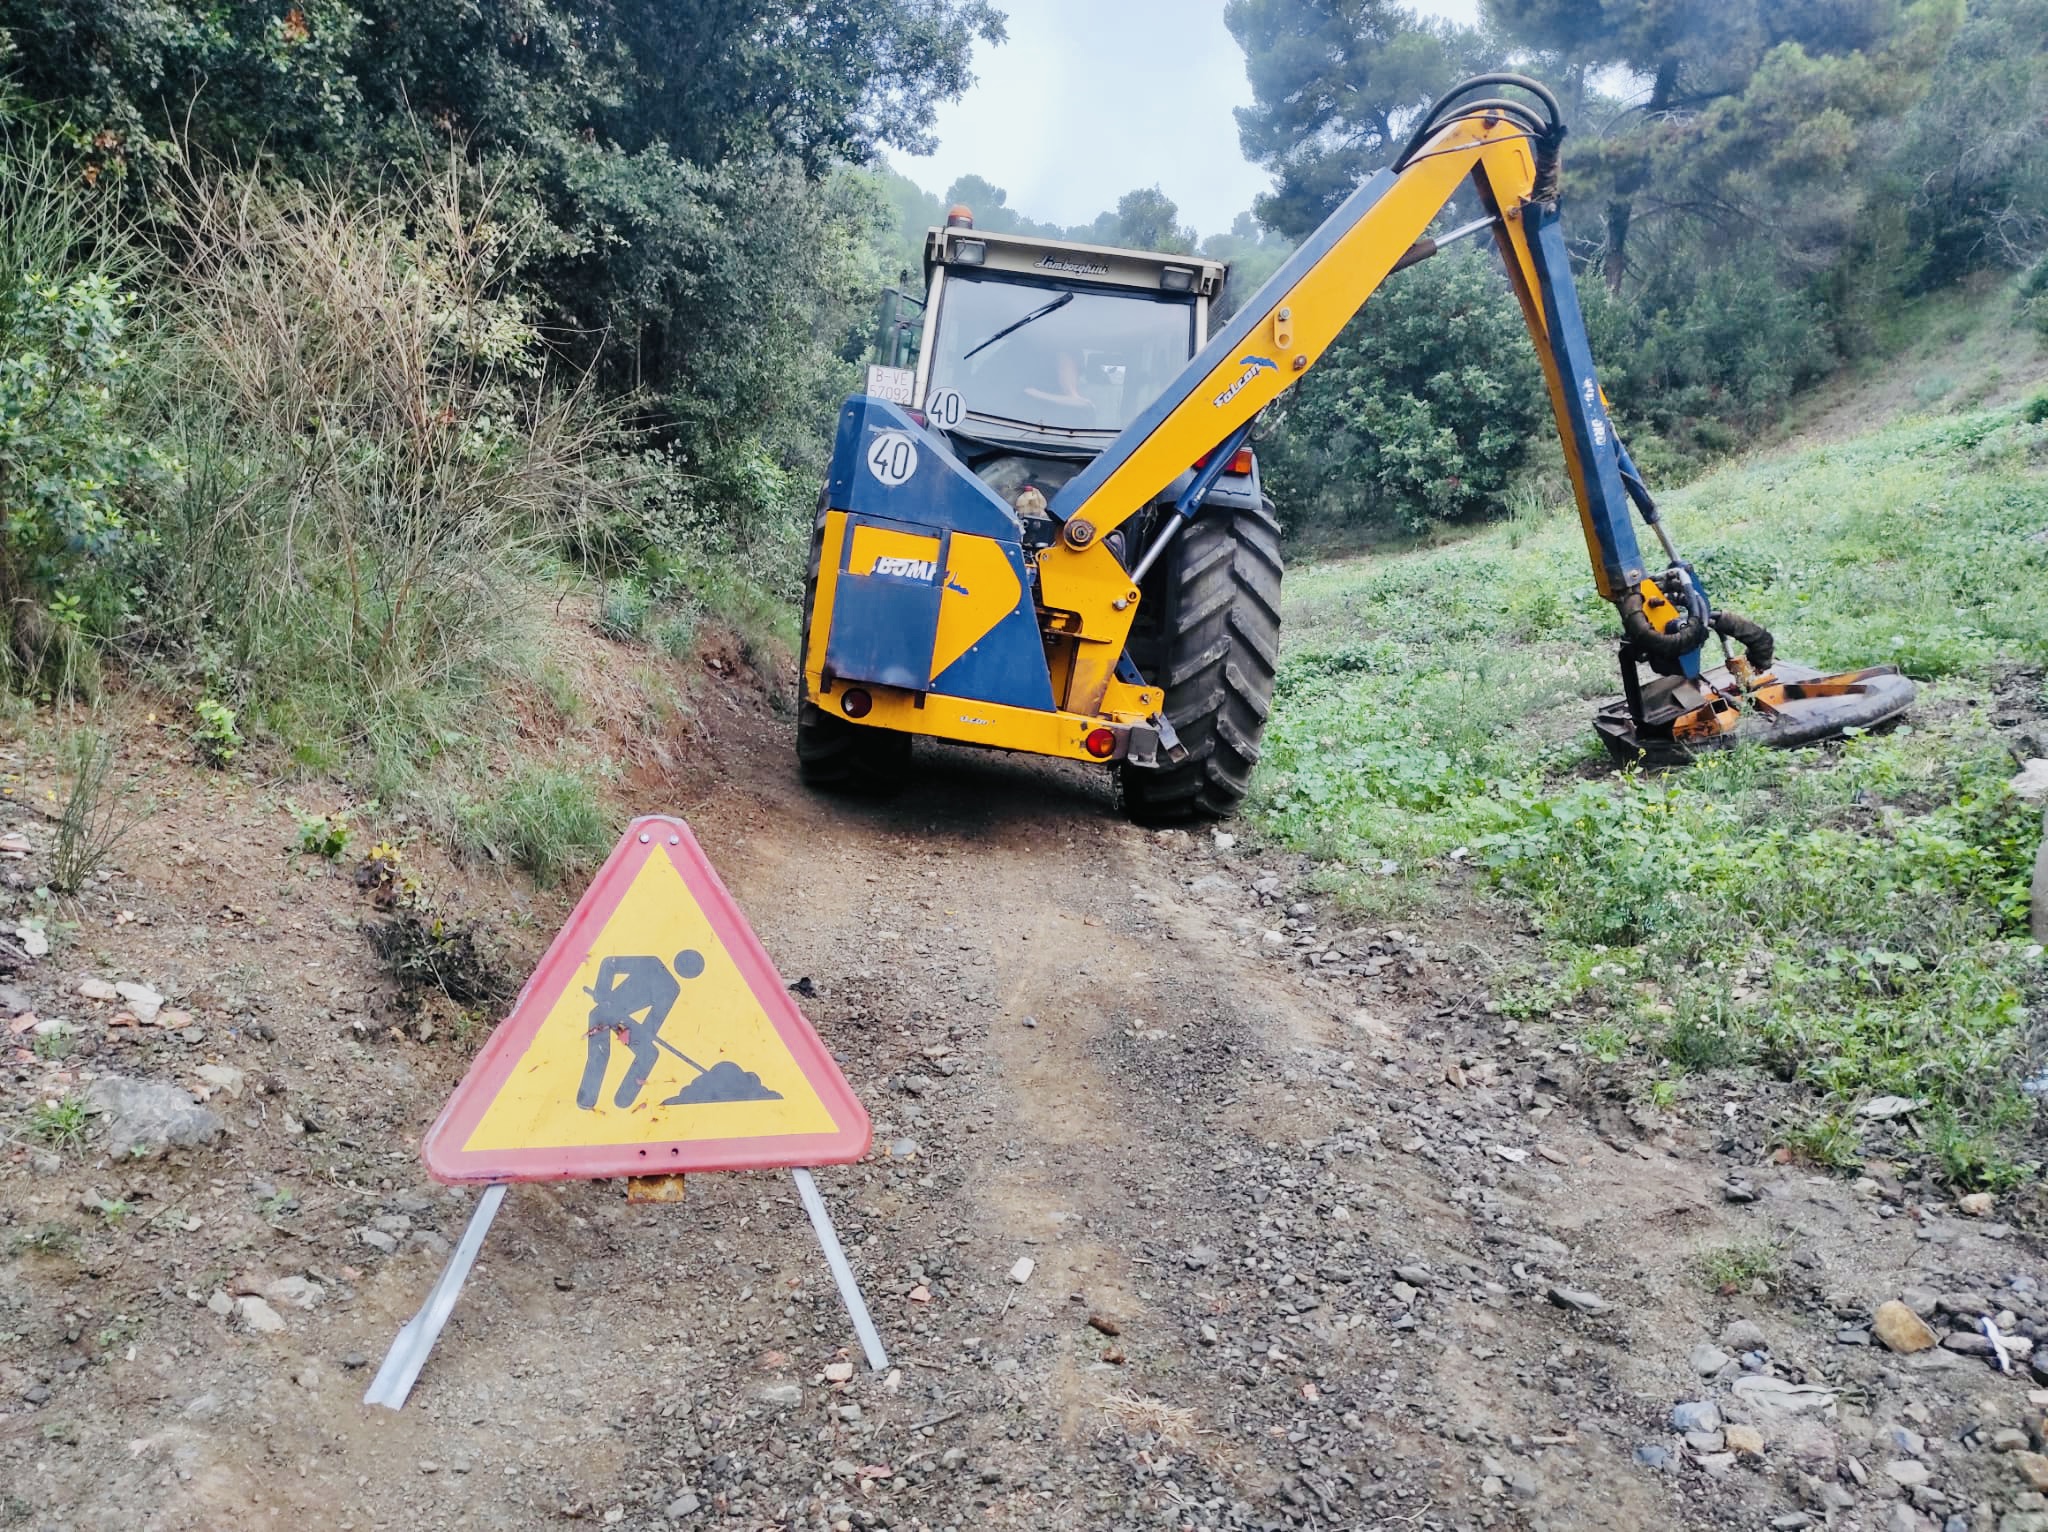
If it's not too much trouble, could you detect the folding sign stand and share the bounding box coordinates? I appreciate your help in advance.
[364,1169,886,1410]
[365,816,881,1411]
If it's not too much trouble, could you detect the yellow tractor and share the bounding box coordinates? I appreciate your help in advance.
[797,75,1913,821]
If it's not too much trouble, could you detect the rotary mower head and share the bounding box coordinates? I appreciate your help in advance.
[1595,653,1918,767]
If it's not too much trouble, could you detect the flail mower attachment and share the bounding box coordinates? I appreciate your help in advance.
[1594,629,1917,767]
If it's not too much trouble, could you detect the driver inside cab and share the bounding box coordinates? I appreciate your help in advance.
[1022,347,1095,421]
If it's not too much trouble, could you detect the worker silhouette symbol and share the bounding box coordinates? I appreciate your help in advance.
[576,950,705,1110]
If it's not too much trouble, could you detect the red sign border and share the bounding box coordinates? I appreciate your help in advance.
[421,816,871,1183]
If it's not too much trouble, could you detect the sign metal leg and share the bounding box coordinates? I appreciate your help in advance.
[791,1167,889,1373]
[363,1182,508,1410]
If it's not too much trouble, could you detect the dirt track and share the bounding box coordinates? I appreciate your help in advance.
[4,694,2048,1532]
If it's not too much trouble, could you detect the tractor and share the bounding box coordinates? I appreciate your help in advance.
[797,75,1912,822]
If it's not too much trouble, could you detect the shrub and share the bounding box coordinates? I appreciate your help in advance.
[1262,243,1547,537]
[190,698,239,767]
[0,131,168,691]
[49,729,147,893]
[458,760,611,886]
[133,155,629,791]
[653,611,699,660]
[597,581,651,642]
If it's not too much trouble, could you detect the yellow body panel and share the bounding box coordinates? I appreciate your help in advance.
[931,531,1023,680]
[802,511,851,691]
[826,683,1151,761]
[1034,538,1143,716]
[845,521,942,576]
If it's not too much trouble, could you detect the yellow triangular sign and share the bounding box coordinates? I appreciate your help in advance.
[422,817,869,1182]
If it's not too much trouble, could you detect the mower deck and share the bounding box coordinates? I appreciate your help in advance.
[1595,659,1918,766]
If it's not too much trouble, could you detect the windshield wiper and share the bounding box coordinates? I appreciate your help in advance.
[960,291,1074,361]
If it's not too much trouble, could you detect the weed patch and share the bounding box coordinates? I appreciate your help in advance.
[457,759,612,886]
[1698,1240,1782,1292]
[26,1095,88,1152]
[49,729,148,894]
[1258,405,2048,1182]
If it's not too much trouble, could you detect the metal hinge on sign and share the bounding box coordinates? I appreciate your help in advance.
[1152,712,1187,764]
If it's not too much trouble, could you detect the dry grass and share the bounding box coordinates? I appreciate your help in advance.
[137,149,634,788]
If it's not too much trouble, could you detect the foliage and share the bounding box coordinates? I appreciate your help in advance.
[189,699,238,768]
[1262,244,1547,535]
[1225,0,1490,239]
[1886,0,2048,287]
[0,131,168,689]
[456,758,611,886]
[1257,404,2048,1178]
[597,582,652,644]
[288,803,354,860]
[50,727,145,892]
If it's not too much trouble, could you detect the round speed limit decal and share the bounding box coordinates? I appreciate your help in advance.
[925,388,966,430]
[865,430,919,488]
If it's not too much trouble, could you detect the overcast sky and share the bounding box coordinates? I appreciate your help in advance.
[892,0,1481,240]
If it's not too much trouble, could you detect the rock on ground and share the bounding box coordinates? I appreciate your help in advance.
[84,1075,224,1159]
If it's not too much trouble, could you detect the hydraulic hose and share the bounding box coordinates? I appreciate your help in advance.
[1394,73,1565,174]
[1618,570,1710,663]
[1710,610,1776,671]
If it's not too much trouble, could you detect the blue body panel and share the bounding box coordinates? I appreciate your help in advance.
[1051,168,1400,522]
[929,580,1054,708]
[824,516,950,692]
[824,396,1055,711]
[1521,204,1701,678]
[826,398,1021,540]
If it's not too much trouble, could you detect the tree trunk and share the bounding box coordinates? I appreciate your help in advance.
[1604,56,1680,293]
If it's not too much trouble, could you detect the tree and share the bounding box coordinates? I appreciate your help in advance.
[1225,0,1489,238]
[1260,246,1546,535]
[1884,0,2048,284]
[0,0,1006,461]
[1202,212,1295,320]
[1104,186,1196,254]
[1484,0,1959,289]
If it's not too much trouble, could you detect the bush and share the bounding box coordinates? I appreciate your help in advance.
[597,581,651,642]
[1261,243,1547,537]
[1582,258,1833,477]
[134,156,630,791]
[0,131,167,691]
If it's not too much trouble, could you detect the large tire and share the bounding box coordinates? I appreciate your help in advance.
[1118,497,1282,824]
[795,506,912,794]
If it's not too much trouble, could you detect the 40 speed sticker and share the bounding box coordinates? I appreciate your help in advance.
[865,430,919,488]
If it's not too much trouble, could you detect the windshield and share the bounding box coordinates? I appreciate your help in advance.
[927,275,1195,437]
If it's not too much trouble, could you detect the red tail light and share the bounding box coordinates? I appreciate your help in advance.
[1194,448,1256,475]
[841,689,872,718]
[1084,727,1117,759]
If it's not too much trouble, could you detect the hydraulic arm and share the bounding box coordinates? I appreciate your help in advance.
[1038,73,1911,760]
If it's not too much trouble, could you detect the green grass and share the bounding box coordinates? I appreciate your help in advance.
[26,1095,88,1152]
[1697,1239,1782,1291]
[1256,403,2048,1185]
[455,758,613,887]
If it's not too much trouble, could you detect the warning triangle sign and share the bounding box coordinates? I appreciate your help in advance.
[422,816,870,1183]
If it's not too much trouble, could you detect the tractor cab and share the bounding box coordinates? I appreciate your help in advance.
[865,210,1229,550]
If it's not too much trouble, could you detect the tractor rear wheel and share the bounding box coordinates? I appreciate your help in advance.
[795,506,912,794]
[1118,498,1282,824]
